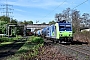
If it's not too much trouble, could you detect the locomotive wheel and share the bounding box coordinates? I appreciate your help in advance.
[58,41,61,43]
[52,40,56,43]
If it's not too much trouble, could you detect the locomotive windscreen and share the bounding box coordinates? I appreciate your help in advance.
[66,25,72,31]
[59,24,72,31]
[59,25,65,31]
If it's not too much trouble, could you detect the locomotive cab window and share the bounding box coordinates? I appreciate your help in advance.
[59,25,65,31]
[55,26,56,29]
[66,25,72,31]
[52,26,54,32]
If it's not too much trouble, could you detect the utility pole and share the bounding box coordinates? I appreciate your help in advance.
[0,0,13,17]
[0,0,14,37]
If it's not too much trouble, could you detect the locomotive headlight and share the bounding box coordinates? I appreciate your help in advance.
[60,34,62,36]
[69,34,72,36]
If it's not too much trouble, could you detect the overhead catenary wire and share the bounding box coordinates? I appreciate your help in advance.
[41,0,67,20]
[72,0,88,9]
[40,0,88,23]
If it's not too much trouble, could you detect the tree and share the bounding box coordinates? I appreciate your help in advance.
[24,20,28,25]
[0,16,10,23]
[0,21,7,34]
[27,21,33,24]
[42,22,46,24]
[71,9,80,32]
[23,20,33,25]
[55,13,62,22]
[81,13,90,27]
[0,16,11,34]
[62,8,71,22]
[16,26,24,35]
[55,8,71,22]
[49,20,56,25]
[18,21,24,24]
[10,19,17,23]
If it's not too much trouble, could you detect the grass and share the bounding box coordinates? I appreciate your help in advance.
[0,35,23,42]
[0,35,23,47]
[7,36,44,60]
[0,42,13,46]
[0,36,21,42]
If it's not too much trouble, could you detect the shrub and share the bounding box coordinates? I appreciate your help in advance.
[74,31,90,43]
[31,37,44,44]
[0,37,14,42]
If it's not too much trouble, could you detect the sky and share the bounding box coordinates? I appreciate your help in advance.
[0,0,90,24]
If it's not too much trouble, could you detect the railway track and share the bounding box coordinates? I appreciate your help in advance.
[69,45,90,54]
[43,38,90,60]
[0,37,27,60]
[58,44,90,60]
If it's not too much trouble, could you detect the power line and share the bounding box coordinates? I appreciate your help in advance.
[41,0,88,22]
[0,0,14,17]
[41,0,67,20]
[72,0,88,9]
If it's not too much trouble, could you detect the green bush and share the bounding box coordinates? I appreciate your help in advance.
[0,37,14,42]
[31,37,44,44]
